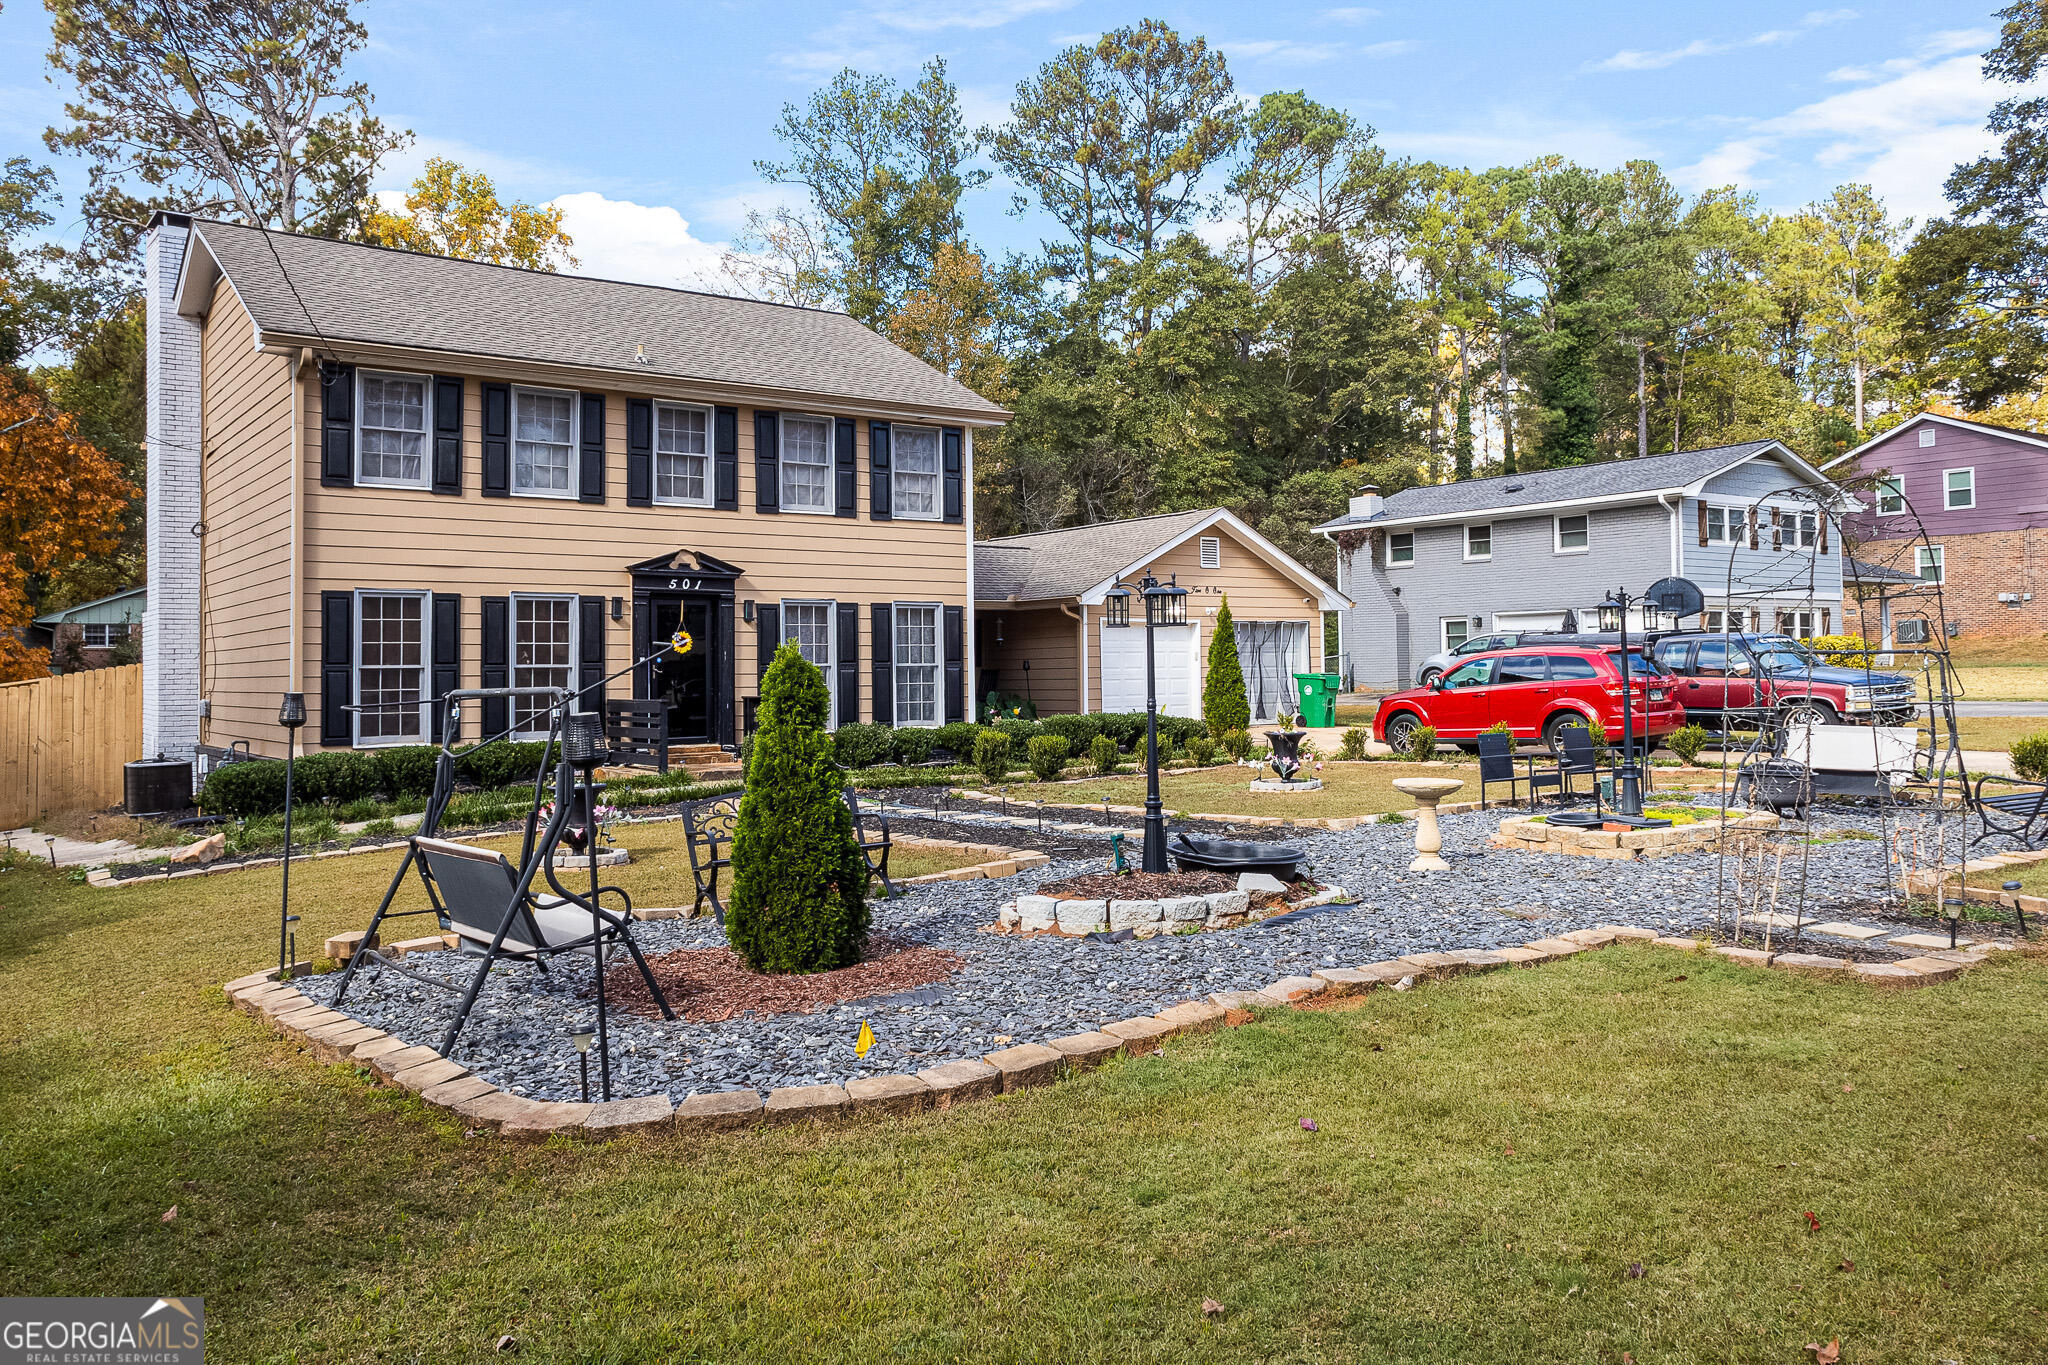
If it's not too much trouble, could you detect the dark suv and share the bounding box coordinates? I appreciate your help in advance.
[1649,633,1918,728]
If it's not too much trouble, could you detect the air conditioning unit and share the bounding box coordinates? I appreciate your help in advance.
[1999,592,2022,604]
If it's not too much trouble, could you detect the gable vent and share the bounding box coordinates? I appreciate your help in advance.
[1199,536,1221,569]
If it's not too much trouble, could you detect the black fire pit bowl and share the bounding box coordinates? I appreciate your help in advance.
[1171,832,1305,881]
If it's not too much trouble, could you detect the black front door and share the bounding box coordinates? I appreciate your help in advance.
[650,596,715,742]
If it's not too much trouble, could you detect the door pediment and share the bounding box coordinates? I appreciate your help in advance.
[627,549,744,589]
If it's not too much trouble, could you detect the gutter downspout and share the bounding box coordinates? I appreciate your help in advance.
[1657,491,1680,577]
[1060,601,1087,713]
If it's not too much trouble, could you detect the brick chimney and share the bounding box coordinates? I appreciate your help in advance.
[143,214,202,761]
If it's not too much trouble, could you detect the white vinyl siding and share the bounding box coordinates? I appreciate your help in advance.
[513,387,577,497]
[893,604,940,726]
[511,594,577,737]
[891,424,941,520]
[780,414,832,513]
[354,591,427,746]
[356,370,430,487]
[654,402,711,505]
[782,600,837,727]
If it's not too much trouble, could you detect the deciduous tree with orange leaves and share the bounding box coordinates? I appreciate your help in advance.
[0,371,134,680]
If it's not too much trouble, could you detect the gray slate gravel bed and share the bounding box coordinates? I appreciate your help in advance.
[301,796,2011,1104]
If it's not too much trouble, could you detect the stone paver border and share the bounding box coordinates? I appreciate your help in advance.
[227,913,2021,1141]
[1490,808,1781,861]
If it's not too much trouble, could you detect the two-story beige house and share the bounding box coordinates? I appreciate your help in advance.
[143,214,1007,763]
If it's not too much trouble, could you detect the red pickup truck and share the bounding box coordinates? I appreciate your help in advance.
[1647,633,1919,728]
[1373,645,1687,752]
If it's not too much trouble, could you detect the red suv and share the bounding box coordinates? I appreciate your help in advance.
[1372,646,1688,753]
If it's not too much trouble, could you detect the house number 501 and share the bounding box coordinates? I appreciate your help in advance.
[667,578,701,590]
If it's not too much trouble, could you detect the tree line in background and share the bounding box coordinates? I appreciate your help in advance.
[4,0,2047,680]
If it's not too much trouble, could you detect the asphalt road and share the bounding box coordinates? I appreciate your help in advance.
[1956,701,2048,716]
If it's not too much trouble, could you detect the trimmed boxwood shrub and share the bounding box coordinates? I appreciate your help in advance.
[199,758,288,817]
[1097,712,1146,749]
[2013,731,2048,782]
[1040,713,1101,751]
[1090,733,1120,775]
[991,715,1041,744]
[1160,714,1208,748]
[457,740,550,790]
[973,730,1013,785]
[1220,727,1252,760]
[933,721,982,759]
[375,744,440,799]
[832,721,893,770]
[1187,735,1218,766]
[890,726,936,765]
[1405,724,1439,762]
[1026,734,1070,782]
[1666,723,1711,767]
[726,641,868,974]
[292,750,381,804]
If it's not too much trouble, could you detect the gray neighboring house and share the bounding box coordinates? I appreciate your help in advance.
[1313,441,1848,690]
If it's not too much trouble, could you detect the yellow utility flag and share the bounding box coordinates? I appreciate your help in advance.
[855,1021,876,1058]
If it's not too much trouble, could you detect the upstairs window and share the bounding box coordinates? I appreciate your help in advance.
[513,387,577,496]
[892,424,941,520]
[1945,467,1975,510]
[1465,524,1492,561]
[1796,511,1819,547]
[1387,531,1415,566]
[1703,505,1745,545]
[1876,475,1906,516]
[357,371,429,487]
[654,402,711,505]
[780,414,832,513]
[1555,514,1589,554]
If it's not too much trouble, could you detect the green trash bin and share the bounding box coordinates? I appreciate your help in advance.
[1293,672,1339,728]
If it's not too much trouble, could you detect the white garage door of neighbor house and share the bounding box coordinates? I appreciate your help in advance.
[1099,623,1198,716]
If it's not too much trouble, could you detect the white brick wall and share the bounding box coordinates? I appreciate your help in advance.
[144,219,203,760]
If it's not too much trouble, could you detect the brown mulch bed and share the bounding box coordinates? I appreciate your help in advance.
[603,933,961,1022]
[1035,870,1233,900]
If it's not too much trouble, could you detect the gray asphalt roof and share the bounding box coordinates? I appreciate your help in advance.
[1847,556,1925,585]
[975,508,1219,602]
[1311,441,1790,531]
[190,218,1007,418]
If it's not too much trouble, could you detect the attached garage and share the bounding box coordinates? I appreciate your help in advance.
[1098,621,1199,716]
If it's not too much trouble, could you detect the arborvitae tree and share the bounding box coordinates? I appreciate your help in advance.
[725,641,869,973]
[1203,595,1251,735]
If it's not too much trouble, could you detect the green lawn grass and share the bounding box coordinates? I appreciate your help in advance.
[1040,760,1466,819]
[5,848,2048,1361]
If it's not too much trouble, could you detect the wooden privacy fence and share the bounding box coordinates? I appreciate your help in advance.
[0,664,144,827]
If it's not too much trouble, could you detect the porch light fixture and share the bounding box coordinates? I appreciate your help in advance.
[1597,599,1623,632]
[1104,586,1133,628]
[610,596,623,622]
[742,599,755,624]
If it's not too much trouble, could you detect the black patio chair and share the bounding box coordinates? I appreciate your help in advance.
[1476,731,1534,809]
[1968,774,2048,851]
[844,788,896,898]
[680,791,742,923]
[1529,723,1603,809]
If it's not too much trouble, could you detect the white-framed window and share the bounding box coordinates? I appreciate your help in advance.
[1703,505,1746,545]
[354,591,428,746]
[780,413,833,513]
[1441,617,1471,652]
[654,401,711,506]
[782,600,837,727]
[1777,610,1817,639]
[1464,524,1492,561]
[1919,427,1937,447]
[1917,545,1945,584]
[893,603,941,727]
[1200,536,1221,569]
[1387,531,1415,567]
[511,593,577,737]
[1796,510,1819,548]
[1555,513,1589,554]
[356,370,430,487]
[1945,467,1975,510]
[891,423,941,520]
[513,386,577,497]
[80,622,120,647]
[1876,475,1906,516]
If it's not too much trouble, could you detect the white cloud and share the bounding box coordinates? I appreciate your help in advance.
[1673,32,2021,220]
[1587,8,1855,73]
[1359,40,1418,58]
[548,193,728,289]
[1323,7,1379,23]
[868,0,1077,32]
[779,0,1076,73]
[1384,109,1649,170]
[1220,39,1346,64]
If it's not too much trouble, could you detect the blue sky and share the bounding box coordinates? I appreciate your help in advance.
[0,0,2019,288]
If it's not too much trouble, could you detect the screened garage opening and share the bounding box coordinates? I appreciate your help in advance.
[1235,619,1310,722]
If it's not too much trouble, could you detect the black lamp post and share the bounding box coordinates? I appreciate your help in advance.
[276,692,307,976]
[1597,591,1648,819]
[1105,573,1188,873]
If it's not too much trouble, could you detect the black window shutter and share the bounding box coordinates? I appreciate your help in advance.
[714,406,739,510]
[835,602,860,727]
[754,411,779,512]
[944,604,965,723]
[626,398,653,506]
[871,603,894,726]
[320,591,354,745]
[834,417,857,518]
[756,604,780,687]
[481,383,511,497]
[1696,501,1708,546]
[431,376,464,494]
[579,595,607,714]
[431,593,461,741]
[480,597,510,735]
[942,426,964,524]
[578,393,606,503]
[320,363,355,487]
[868,421,892,521]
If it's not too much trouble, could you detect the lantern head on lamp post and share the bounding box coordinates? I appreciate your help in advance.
[276,692,307,976]
[1104,585,1133,629]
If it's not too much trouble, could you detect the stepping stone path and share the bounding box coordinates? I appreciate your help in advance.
[1808,922,1891,942]
[1889,932,1975,951]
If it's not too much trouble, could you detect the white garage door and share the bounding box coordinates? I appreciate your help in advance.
[1100,623,1198,716]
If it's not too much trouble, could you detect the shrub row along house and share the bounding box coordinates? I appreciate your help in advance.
[1314,441,1851,692]
[142,217,1347,766]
